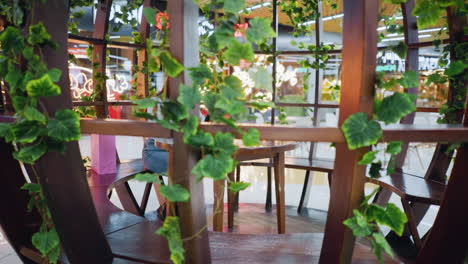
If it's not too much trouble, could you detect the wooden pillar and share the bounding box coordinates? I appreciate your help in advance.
[92,0,112,118]
[30,1,113,263]
[91,0,116,176]
[0,141,39,263]
[319,1,378,263]
[167,1,212,263]
[136,0,151,98]
[417,95,468,263]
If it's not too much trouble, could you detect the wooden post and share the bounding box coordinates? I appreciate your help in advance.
[319,1,378,263]
[92,0,112,118]
[136,0,151,98]
[167,0,212,263]
[30,1,113,263]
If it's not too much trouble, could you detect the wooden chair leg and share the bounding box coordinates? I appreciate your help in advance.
[274,152,286,234]
[139,182,152,215]
[327,171,332,189]
[213,179,225,232]
[227,172,235,230]
[265,165,273,212]
[115,182,142,216]
[298,170,311,214]
[235,165,240,212]
[401,199,423,250]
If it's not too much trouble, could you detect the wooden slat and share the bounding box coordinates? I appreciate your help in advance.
[320,1,378,263]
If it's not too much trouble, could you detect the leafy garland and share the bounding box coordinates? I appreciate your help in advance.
[0,1,82,263]
[127,1,277,263]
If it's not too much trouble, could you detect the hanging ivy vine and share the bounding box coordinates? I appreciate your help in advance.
[0,1,82,263]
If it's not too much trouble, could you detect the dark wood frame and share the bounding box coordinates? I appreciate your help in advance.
[1,0,467,263]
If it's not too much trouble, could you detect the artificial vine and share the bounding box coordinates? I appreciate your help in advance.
[342,0,467,262]
[0,2,82,263]
[126,1,276,263]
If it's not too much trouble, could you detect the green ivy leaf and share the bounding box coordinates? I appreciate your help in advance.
[413,0,443,29]
[386,141,403,155]
[368,203,407,236]
[213,132,238,156]
[32,229,60,256]
[228,181,250,193]
[134,173,162,183]
[246,17,276,44]
[155,216,185,264]
[371,232,394,264]
[143,7,157,26]
[343,210,372,237]
[369,162,382,178]
[224,0,245,14]
[160,184,190,202]
[224,40,254,66]
[178,84,201,110]
[445,60,466,76]
[21,183,41,194]
[250,67,273,91]
[182,115,199,137]
[341,113,382,150]
[12,120,43,143]
[389,41,407,59]
[162,101,188,122]
[28,22,52,45]
[192,154,235,181]
[24,106,46,124]
[47,68,62,82]
[185,131,214,148]
[13,142,47,164]
[242,128,260,146]
[47,109,81,141]
[26,74,61,97]
[209,22,235,51]
[188,64,212,86]
[0,123,14,142]
[44,137,66,155]
[426,72,447,85]
[0,26,24,54]
[375,93,416,124]
[397,71,419,89]
[214,97,245,116]
[132,98,157,109]
[224,75,243,92]
[159,51,184,78]
[358,151,378,165]
[387,155,396,175]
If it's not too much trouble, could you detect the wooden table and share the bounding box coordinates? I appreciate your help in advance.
[213,141,297,234]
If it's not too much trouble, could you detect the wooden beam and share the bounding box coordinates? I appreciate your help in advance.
[92,0,113,118]
[136,0,151,97]
[29,1,113,262]
[167,0,212,263]
[319,1,378,263]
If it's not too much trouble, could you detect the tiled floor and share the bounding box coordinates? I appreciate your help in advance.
[0,130,439,263]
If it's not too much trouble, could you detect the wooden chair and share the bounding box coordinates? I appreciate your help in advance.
[368,170,446,251]
[237,142,334,213]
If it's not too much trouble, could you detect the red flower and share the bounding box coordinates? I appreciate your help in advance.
[234,23,249,37]
[223,114,231,119]
[201,108,209,116]
[155,12,170,30]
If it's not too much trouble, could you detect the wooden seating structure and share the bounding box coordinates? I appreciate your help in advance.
[237,150,335,214]
[85,159,395,263]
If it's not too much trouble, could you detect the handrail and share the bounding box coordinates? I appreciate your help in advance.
[1,115,467,143]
